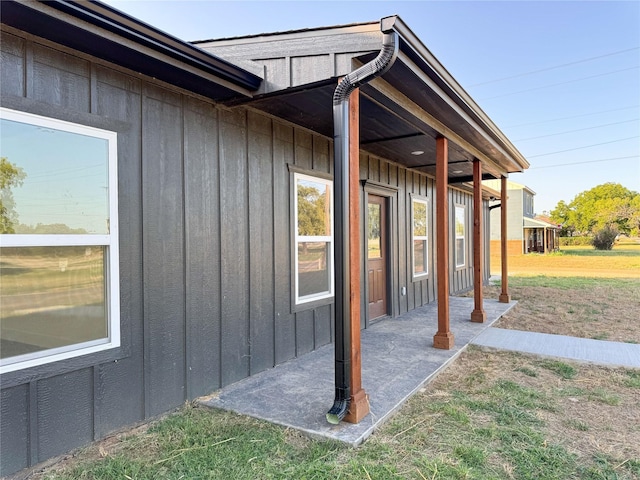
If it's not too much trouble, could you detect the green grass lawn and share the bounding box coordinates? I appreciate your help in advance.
[560,244,640,256]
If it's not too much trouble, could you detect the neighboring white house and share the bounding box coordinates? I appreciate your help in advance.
[484,180,559,254]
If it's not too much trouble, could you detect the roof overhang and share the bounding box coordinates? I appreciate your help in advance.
[524,217,559,229]
[0,0,262,101]
[215,16,529,183]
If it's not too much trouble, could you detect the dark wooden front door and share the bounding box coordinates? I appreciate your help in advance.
[367,195,387,320]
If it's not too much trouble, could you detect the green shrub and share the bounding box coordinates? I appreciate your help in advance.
[591,226,618,250]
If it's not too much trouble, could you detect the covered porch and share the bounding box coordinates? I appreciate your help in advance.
[200,296,516,445]
[201,15,527,425]
[524,218,560,253]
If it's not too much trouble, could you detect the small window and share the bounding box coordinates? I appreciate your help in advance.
[0,108,120,374]
[455,205,466,268]
[293,173,333,305]
[412,197,429,277]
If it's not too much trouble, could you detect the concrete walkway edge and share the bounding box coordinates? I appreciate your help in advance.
[472,327,640,368]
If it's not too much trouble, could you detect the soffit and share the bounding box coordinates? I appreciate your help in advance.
[243,74,506,183]
[1,0,261,101]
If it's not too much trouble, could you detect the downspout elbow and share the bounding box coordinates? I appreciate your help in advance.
[327,20,398,425]
[332,28,399,105]
[326,387,349,424]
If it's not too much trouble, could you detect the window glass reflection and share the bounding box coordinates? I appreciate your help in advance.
[414,240,426,274]
[0,246,107,360]
[0,119,109,234]
[368,203,381,259]
[456,239,465,267]
[297,242,330,297]
[455,206,465,237]
[413,201,427,237]
[297,178,331,237]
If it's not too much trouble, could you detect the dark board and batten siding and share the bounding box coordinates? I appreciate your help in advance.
[0,29,334,475]
[357,153,483,322]
[1,28,490,476]
[358,153,438,324]
[449,188,475,293]
[484,203,492,281]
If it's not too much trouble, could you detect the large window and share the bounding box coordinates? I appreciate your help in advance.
[0,108,119,374]
[412,197,429,277]
[293,173,333,305]
[455,205,466,268]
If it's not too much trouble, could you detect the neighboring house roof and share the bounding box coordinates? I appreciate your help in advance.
[483,179,536,195]
[197,16,529,184]
[0,0,262,101]
[482,184,502,200]
[524,217,559,229]
[535,214,556,224]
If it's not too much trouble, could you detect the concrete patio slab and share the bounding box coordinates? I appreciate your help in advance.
[472,327,640,368]
[199,297,516,446]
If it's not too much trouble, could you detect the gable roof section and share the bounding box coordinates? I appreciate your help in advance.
[198,16,529,182]
[1,0,262,101]
[483,179,536,195]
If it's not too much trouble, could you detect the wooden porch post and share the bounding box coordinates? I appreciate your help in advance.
[499,175,511,303]
[344,89,369,423]
[471,159,486,322]
[544,228,548,254]
[434,136,454,349]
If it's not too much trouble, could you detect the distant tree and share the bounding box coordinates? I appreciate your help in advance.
[550,200,576,237]
[551,183,639,236]
[0,157,26,234]
[630,195,640,236]
[14,223,89,235]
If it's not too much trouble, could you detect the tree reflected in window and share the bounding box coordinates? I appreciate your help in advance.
[294,174,333,305]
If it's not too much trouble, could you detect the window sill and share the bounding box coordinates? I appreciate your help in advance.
[292,295,334,313]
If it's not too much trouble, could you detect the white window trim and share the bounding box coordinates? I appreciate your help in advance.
[455,204,466,268]
[0,107,120,374]
[411,196,429,278]
[293,172,334,305]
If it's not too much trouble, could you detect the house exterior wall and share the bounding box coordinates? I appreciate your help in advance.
[490,239,524,258]
[484,202,492,280]
[489,187,524,254]
[1,27,488,476]
[0,29,333,474]
[359,156,438,322]
[489,206,500,241]
[449,188,477,293]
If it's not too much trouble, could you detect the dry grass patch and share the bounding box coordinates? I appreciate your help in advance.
[374,347,640,479]
[490,244,640,278]
[488,277,640,342]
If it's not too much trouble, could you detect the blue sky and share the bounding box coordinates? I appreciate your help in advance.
[1,119,109,233]
[105,0,640,215]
